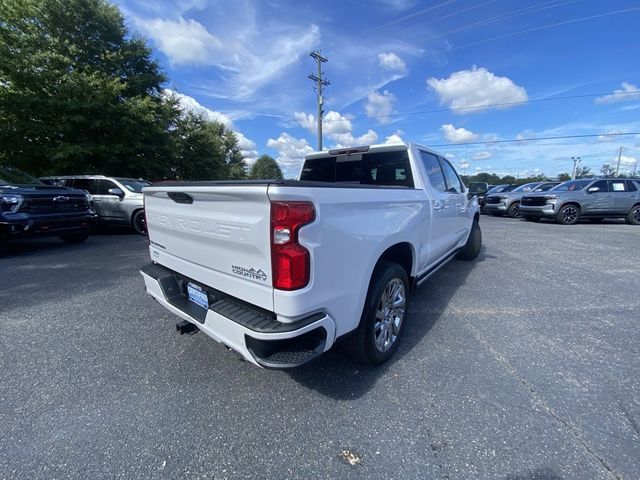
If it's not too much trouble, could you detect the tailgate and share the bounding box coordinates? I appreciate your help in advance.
[144,185,274,311]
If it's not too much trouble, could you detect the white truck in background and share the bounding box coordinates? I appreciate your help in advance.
[140,143,482,368]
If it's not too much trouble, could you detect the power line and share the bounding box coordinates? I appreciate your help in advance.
[387,90,640,117]
[428,0,581,40]
[427,131,640,147]
[441,6,640,53]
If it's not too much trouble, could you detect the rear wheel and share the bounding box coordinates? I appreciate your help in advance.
[60,233,89,244]
[458,221,482,260]
[132,209,147,235]
[626,204,640,225]
[508,202,522,218]
[557,204,580,225]
[348,261,409,365]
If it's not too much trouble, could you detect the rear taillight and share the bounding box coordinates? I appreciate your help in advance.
[270,201,315,290]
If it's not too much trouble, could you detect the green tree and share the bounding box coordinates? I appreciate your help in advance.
[172,112,247,181]
[576,166,593,179]
[600,163,615,177]
[558,172,571,181]
[249,155,283,179]
[0,0,178,177]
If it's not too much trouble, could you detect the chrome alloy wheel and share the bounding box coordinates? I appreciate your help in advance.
[562,206,578,224]
[374,278,406,352]
[634,207,640,223]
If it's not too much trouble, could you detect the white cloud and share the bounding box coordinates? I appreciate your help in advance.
[266,133,314,178]
[378,52,407,73]
[378,0,416,10]
[165,89,232,126]
[612,154,637,167]
[472,151,493,161]
[137,17,222,66]
[365,90,396,124]
[597,129,623,142]
[459,162,470,169]
[137,13,320,100]
[427,66,528,113]
[440,124,479,143]
[235,132,259,165]
[332,129,378,148]
[595,82,640,104]
[295,110,378,148]
[445,153,456,159]
[384,131,405,144]
[164,89,258,164]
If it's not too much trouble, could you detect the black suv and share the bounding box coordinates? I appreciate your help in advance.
[1,165,97,253]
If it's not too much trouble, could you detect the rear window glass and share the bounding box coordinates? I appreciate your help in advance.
[300,150,414,187]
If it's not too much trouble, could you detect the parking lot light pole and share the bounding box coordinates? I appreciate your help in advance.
[571,156,581,180]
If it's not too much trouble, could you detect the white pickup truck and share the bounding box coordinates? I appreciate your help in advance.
[140,143,481,368]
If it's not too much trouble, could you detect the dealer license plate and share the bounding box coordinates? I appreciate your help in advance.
[187,282,209,309]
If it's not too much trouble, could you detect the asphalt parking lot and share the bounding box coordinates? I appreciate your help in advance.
[1,216,639,480]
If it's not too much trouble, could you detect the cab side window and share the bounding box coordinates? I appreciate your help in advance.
[93,180,119,195]
[419,151,447,192]
[609,181,627,192]
[591,180,609,192]
[71,179,97,194]
[439,157,464,194]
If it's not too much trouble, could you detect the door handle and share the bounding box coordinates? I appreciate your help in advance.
[434,201,444,211]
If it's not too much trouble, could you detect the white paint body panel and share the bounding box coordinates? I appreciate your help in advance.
[142,143,479,349]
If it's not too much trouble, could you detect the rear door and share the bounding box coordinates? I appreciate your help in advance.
[438,156,469,244]
[417,150,456,268]
[610,180,637,214]
[144,184,274,310]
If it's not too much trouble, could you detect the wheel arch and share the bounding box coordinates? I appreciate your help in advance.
[376,242,414,280]
[130,207,144,223]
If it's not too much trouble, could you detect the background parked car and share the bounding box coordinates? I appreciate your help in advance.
[520,178,640,225]
[1,166,96,253]
[478,184,516,213]
[40,175,150,234]
[484,182,560,218]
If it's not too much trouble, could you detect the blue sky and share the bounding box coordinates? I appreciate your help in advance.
[115,0,640,178]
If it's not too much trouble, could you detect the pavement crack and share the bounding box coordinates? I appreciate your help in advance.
[466,323,623,480]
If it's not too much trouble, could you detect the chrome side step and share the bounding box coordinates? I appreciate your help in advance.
[414,249,460,288]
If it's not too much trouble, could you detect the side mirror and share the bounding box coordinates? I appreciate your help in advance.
[587,186,600,193]
[108,187,124,198]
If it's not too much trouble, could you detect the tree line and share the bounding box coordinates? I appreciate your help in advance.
[0,0,282,181]
[462,163,637,187]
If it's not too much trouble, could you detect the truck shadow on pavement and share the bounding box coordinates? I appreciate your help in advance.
[285,246,490,400]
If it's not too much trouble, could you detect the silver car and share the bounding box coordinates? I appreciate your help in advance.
[39,175,150,234]
[484,181,560,218]
[520,178,640,225]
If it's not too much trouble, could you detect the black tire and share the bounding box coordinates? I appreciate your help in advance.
[132,209,147,235]
[626,204,640,225]
[507,202,521,218]
[588,218,604,224]
[348,261,409,365]
[523,216,540,222]
[556,204,580,225]
[59,233,89,244]
[458,220,482,260]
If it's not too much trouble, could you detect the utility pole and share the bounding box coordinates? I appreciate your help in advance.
[308,51,329,151]
[571,156,581,180]
[615,146,623,176]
